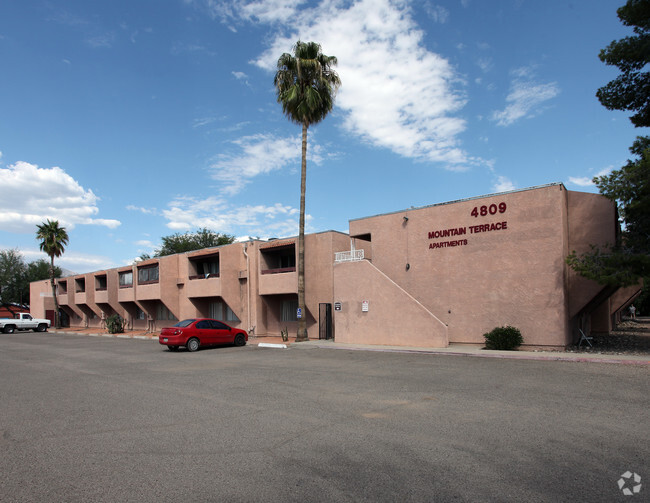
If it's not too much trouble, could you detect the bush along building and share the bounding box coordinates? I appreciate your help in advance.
[30,184,641,349]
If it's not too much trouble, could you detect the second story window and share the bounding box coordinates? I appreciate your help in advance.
[260,244,296,274]
[138,264,159,284]
[75,277,85,293]
[95,275,107,291]
[119,271,133,287]
[189,254,220,279]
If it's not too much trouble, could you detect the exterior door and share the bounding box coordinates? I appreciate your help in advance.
[319,303,332,340]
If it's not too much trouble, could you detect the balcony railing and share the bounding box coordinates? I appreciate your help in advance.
[261,267,296,275]
[189,273,220,280]
[334,249,364,263]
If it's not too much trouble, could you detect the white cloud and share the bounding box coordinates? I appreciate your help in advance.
[0,161,121,233]
[126,204,157,215]
[425,3,450,23]
[568,167,612,187]
[491,66,559,126]
[568,176,593,187]
[232,70,251,87]
[493,175,515,192]
[188,0,305,22]
[246,0,472,169]
[239,0,305,22]
[86,32,115,48]
[19,247,116,273]
[209,134,323,195]
[162,195,307,237]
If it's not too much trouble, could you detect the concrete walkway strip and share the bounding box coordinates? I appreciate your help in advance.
[257,343,288,349]
[45,330,648,364]
[294,341,650,365]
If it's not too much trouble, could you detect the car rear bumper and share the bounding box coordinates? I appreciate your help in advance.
[159,335,187,346]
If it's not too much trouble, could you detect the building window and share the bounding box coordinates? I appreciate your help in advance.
[209,301,239,322]
[138,264,159,284]
[260,244,296,274]
[156,303,177,321]
[57,281,67,294]
[75,278,85,293]
[95,275,107,291]
[281,299,299,321]
[135,307,146,320]
[119,271,133,287]
[189,254,220,279]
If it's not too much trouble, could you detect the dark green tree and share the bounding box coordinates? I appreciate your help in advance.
[0,249,27,305]
[597,0,650,127]
[567,137,650,285]
[23,259,62,302]
[274,41,341,341]
[36,219,69,328]
[0,252,62,306]
[154,228,235,257]
[568,0,650,288]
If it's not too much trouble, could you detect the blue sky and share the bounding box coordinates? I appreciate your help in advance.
[0,0,639,274]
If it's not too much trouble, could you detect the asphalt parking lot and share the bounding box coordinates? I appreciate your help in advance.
[1,333,648,502]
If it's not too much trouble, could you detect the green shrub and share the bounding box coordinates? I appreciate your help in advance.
[483,326,523,350]
[106,314,125,334]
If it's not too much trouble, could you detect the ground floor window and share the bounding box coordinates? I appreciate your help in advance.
[156,304,177,321]
[281,299,299,321]
[135,307,146,320]
[209,301,239,322]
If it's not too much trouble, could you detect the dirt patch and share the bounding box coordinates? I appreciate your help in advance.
[566,318,650,356]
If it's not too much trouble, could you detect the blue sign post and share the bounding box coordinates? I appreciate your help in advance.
[297,308,302,319]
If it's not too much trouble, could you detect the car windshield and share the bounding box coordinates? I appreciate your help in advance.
[174,319,196,328]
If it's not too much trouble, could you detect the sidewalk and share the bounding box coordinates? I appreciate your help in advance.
[288,339,650,365]
[47,328,649,365]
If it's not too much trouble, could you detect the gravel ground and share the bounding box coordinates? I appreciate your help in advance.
[566,317,650,356]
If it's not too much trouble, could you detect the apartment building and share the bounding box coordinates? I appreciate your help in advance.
[30,184,639,349]
[31,231,350,339]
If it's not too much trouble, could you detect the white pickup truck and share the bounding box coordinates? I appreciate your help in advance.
[0,313,51,333]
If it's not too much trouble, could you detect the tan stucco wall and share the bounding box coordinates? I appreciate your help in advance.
[566,190,618,318]
[334,260,448,347]
[346,184,614,348]
[28,185,620,347]
[30,231,349,337]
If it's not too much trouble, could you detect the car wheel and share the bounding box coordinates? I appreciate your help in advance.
[186,338,200,352]
[3,325,15,334]
[234,333,246,347]
[37,324,48,332]
[168,345,179,351]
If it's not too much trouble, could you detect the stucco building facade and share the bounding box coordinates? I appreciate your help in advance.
[30,184,639,349]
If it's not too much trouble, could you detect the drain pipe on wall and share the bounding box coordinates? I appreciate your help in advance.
[243,244,252,334]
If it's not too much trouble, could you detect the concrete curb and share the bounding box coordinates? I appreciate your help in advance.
[292,341,650,365]
[257,343,289,349]
[50,330,158,340]
[44,330,649,365]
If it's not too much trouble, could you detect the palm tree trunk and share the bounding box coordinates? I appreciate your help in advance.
[49,257,60,329]
[296,121,308,341]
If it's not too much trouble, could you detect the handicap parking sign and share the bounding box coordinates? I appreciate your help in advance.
[297,308,302,319]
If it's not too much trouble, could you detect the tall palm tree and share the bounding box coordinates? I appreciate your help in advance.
[36,219,69,328]
[274,41,340,342]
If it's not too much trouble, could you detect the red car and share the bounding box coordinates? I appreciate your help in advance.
[159,318,248,352]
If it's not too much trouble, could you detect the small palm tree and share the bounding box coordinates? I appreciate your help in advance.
[274,41,340,341]
[36,219,69,328]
